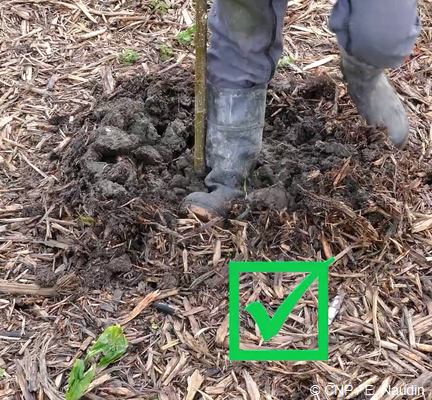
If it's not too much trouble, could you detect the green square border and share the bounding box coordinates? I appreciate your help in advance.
[228,259,332,361]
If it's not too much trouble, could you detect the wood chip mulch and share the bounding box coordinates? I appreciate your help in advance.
[1,1,432,399]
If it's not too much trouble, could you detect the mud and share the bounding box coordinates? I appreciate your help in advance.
[61,74,207,215]
[62,73,375,213]
[73,253,135,289]
[54,70,407,289]
[247,184,294,211]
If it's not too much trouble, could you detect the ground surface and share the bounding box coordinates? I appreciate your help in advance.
[1,0,432,399]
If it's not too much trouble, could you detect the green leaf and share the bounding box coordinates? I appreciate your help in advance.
[159,45,173,62]
[79,215,96,224]
[85,325,128,367]
[150,0,169,14]
[118,49,139,65]
[0,368,4,377]
[176,25,196,46]
[278,55,295,69]
[65,360,96,400]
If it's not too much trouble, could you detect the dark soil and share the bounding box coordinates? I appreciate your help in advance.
[35,267,58,287]
[60,73,203,211]
[48,69,421,289]
[60,72,381,212]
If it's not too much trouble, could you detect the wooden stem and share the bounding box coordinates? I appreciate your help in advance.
[193,0,207,172]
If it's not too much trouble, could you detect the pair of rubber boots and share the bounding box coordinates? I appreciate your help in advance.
[180,50,409,222]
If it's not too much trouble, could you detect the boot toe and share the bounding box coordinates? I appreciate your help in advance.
[387,114,409,149]
[357,86,410,149]
[366,100,409,149]
[179,192,228,221]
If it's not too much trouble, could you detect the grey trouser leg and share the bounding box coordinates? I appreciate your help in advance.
[207,0,289,89]
[207,0,420,88]
[329,0,421,69]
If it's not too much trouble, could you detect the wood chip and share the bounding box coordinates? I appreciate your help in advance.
[212,239,221,266]
[163,352,188,386]
[346,376,379,400]
[243,370,260,400]
[403,307,416,348]
[85,374,111,395]
[120,291,160,325]
[75,1,98,23]
[378,340,398,351]
[0,281,57,297]
[15,360,36,400]
[333,157,351,187]
[415,343,432,352]
[81,28,107,39]
[328,289,345,325]
[215,314,229,345]
[370,376,392,400]
[412,217,432,233]
[303,55,336,70]
[185,370,205,400]
[99,66,115,95]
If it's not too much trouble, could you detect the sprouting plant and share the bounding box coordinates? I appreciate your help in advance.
[150,0,169,15]
[65,361,96,400]
[79,215,96,224]
[118,49,139,65]
[65,326,128,400]
[159,45,173,61]
[176,24,196,46]
[85,325,128,367]
[278,55,295,69]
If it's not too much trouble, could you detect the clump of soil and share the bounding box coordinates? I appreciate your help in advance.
[247,184,295,211]
[35,267,57,287]
[77,254,133,289]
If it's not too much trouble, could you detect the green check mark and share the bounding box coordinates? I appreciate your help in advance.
[245,271,319,342]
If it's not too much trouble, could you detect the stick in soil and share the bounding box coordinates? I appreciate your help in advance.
[0,281,57,297]
[193,0,207,172]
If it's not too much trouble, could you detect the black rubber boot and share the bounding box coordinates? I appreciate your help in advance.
[180,82,267,221]
[341,49,409,149]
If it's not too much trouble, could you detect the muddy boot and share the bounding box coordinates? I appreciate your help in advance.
[341,49,409,149]
[180,82,267,221]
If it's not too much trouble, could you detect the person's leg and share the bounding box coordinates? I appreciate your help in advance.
[329,0,420,148]
[181,0,289,221]
[206,0,288,89]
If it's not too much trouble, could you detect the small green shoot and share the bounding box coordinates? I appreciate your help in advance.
[159,45,173,61]
[79,215,96,225]
[65,361,96,400]
[0,368,4,377]
[85,325,128,367]
[150,0,169,14]
[118,49,139,65]
[278,55,295,69]
[65,326,128,400]
[176,24,196,46]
